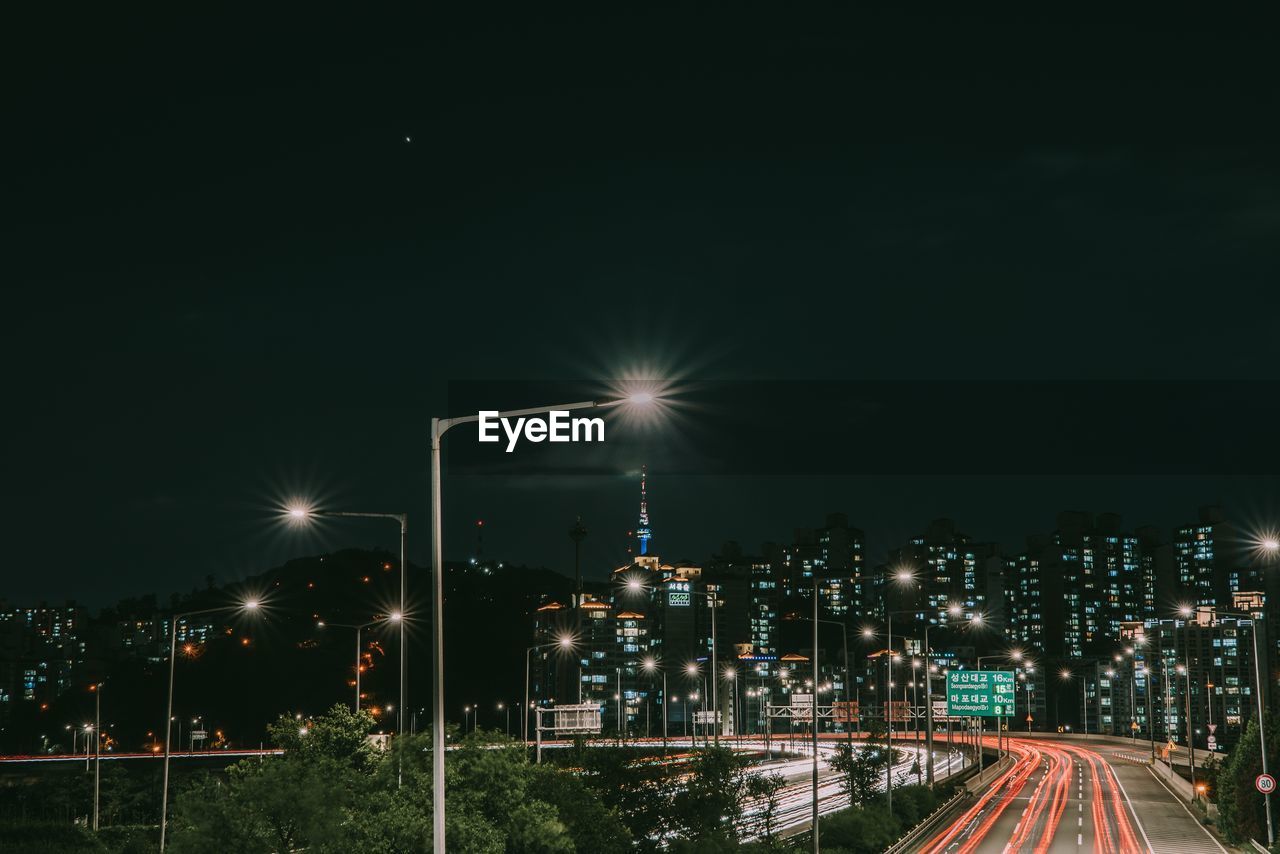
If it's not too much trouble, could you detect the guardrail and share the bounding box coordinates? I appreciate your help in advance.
[883,752,1013,853]
[883,789,968,854]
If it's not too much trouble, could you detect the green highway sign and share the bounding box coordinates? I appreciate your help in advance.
[946,670,1016,718]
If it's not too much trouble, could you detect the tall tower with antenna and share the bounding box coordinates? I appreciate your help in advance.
[636,466,652,556]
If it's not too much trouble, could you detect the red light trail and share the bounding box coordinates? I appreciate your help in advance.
[921,737,1148,853]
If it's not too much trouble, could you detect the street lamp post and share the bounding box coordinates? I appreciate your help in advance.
[91,682,101,832]
[786,613,850,749]
[976,650,1024,759]
[869,604,982,794]
[616,667,624,745]
[430,393,649,853]
[1194,604,1273,841]
[287,509,407,782]
[524,637,573,749]
[1139,640,1156,760]
[159,600,259,853]
[702,586,720,746]
[570,519,587,703]
[925,609,984,785]
[642,658,668,753]
[316,614,398,712]
[1178,662,1196,795]
[810,576,819,854]
[723,666,739,746]
[685,663,702,746]
[1060,668,1086,742]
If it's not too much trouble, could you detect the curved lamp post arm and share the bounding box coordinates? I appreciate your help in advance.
[159,604,256,852]
[430,395,631,851]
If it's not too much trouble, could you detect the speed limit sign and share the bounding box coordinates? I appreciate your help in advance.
[1257,774,1276,795]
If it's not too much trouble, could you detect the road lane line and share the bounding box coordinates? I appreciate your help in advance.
[1140,765,1227,854]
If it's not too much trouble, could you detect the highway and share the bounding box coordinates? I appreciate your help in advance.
[738,739,969,839]
[919,736,1226,853]
[535,734,968,841]
[0,748,282,764]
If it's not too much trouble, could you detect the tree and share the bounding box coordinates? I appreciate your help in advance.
[744,772,787,844]
[818,805,901,853]
[827,742,889,807]
[1216,712,1280,844]
[267,703,377,769]
[530,764,631,854]
[666,747,749,844]
[569,745,674,844]
[169,756,358,854]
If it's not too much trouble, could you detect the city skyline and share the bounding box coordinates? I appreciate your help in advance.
[6,467,1277,603]
[7,470,1276,730]
[7,4,1280,849]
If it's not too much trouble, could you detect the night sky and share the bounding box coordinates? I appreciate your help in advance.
[6,8,1279,606]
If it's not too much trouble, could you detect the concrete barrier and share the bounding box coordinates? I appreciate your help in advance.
[1151,756,1218,821]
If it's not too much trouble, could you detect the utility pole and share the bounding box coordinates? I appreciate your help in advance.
[811,576,820,853]
[708,586,719,746]
[570,518,587,702]
[92,683,101,832]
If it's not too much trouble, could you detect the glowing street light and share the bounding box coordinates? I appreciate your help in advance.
[159,599,259,852]
[316,614,397,712]
[641,658,668,752]
[524,634,576,746]
[88,682,103,832]
[869,603,982,793]
[1210,534,1279,845]
[429,388,657,851]
[284,504,408,784]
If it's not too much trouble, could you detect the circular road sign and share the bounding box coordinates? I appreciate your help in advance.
[1257,774,1277,795]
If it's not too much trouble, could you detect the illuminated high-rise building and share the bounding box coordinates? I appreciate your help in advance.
[779,514,864,619]
[1008,512,1147,659]
[879,519,998,628]
[1173,506,1238,609]
[636,465,652,556]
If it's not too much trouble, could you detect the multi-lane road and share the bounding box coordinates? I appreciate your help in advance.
[4,734,1221,852]
[737,738,969,839]
[920,736,1226,853]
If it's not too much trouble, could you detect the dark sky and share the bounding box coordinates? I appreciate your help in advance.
[5,8,1280,606]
